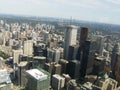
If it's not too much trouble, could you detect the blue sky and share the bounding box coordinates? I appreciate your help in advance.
[0,0,120,24]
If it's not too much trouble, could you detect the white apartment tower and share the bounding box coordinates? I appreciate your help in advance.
[64,25,77,60]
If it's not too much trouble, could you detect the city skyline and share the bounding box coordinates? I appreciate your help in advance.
[0,0,120,25]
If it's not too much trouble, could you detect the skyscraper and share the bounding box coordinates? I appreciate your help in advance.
[111,43,120,72]
[80,40,96,78]
[80,27,88,48]
[64,25,77,60]
[13,49,23,64]
[23,40,33,56]
[25,69,50,90]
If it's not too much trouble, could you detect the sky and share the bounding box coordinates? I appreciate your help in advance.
[0,0,120,24]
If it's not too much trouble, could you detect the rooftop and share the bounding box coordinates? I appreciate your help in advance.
[53,74,64,80]
[0,69,11,84]
[26,69,47,80]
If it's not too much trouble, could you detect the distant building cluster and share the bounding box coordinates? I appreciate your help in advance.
[0,19,120,90]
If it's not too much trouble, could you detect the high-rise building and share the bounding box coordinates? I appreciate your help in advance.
[66,60,80,79]
[47,48,61,63]
[62,74,71,89]
[44,62,61,75]
[80,27,88,48]
[92,56,110,75]
[68,45,79,60]
[80,40,96,78]
[33,43,46,56]
[92,35,104,56]
[67,79,79,90]
[23,40,33,56]
[111,43,120,72]
[94,74,118,90]
[33,56,46,69]
[41,30,50,44]
[59,59,69,74]
[17,61,28,87]
[0,69,12,90]
[13,49,23,64]
[25,69,50,90]
[113,53,120,85]
[64,25,77,60]
[52,74,65,90]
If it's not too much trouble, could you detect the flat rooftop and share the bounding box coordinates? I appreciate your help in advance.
[53,74,64,80]
[26,69,47,80]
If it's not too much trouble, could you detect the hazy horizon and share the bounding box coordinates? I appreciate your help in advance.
[0,0,120,25]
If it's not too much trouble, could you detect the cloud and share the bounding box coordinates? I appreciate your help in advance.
[106,0,120,5]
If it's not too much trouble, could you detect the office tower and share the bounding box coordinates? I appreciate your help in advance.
[53,64,61,75]
[96,36,104,56]
[41,30,50,44]
[26,69,50,90]
[54,49,61,63]
[19,54,28,62]
[52,74,65,90]
[80,40,96,78]
[92,56,111,75]
[17,61,28,87]
[44,62,61,75]
[80,27,88,48]
[23,40,33,56]
[47,48,60,63]
[59,59,69,74]
[47,48,54,62]
[112,53,120,85]
[44,63,54,74]
[0,69,12,90]
[111,43,120,73]
[67,79,79,90]
[68,45,79,60]
[33,43,46,56]
[48,37,58,48]
[64,25,77,60]
[13,49,23,64]
[94,74,118,90]
[33,56,46,69]
[92,35,104,55]
[62,74,71,89]
[66,60,80,79]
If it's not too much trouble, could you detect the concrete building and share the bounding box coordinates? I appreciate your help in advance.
[113,54,120,85]
[17,61,28,87]
[41,30,50,44]
[26,69,50,90]
[13,49,23,64]
[96,35,105,56]
[67,79,79,90]
[93,56,110,75]
[52,74,65,90]
[44,62,61,75]
[0,69,12,90]
[59,59,69,74]
[94,74,118,90]
[111,43,120,73]
[33,56,46,69]
[62,74,71,89]
[23,40,33,56]
[64,25,78,60]
[47,48,60,63]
